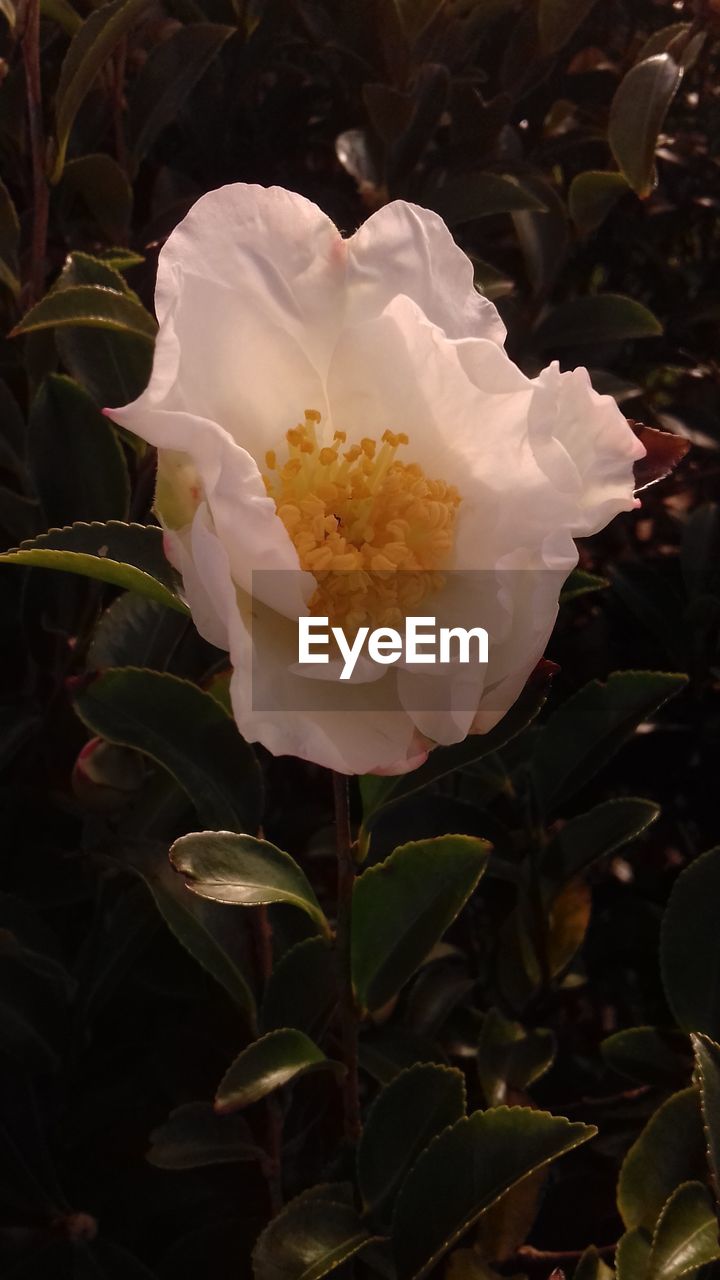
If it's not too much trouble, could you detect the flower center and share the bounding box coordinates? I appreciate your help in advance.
[264,410,461,632]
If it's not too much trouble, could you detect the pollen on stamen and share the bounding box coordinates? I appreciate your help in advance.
[263,412,461,632]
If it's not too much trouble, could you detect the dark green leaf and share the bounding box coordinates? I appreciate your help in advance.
[170,832,328,934]
[541,798,660,889]
[40,0,81,34]
[51,0,153,181]
[477,1008,556,1106]
[129,24,234,166]
[531,672,687,813]
[147,1101,261,1169]
[609,55,683,198]
[362,667,554,826]
[618,1089,706,1231]
[0,521,187,613]
[560,569,609,603]
[537,0,598,54]
[692,1034,720,1200]
[568,171,630,234]
[0,178,20,296]
[647,1181,720,1280]
[29,375,129,525]
[12,285,157,340]
[357,1064,466,1217]
[601,1027,691,1088]
[616,1229,652,1280]
[573,1246,614,1280]
[127,838,257,1025]
[534,295,662,349]
[423,172,546,226]
[661,848,720,1039]
[215,1028,343,1112]
[392,1107,596,1279]
[252,1188,377,1280]
[261,936,337,1036]
[74,669,263,833]
[352,835,490,1013]
[61,155,133,241]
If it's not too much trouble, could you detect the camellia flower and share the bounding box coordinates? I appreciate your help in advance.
[108,184,644,775]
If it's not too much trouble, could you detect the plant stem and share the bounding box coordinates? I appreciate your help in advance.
[332,771,362,1144]
[252,903,283,1213]
[22,0,49,305]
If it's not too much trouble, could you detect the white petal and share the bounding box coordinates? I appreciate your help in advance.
[155,184,345,374]
[109,405,313,619]
[347,201,506,345]
[533,362,644,537]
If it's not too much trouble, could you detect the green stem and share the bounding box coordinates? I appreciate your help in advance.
[333,771,361,1144]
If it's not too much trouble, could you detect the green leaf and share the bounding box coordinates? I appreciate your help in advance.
[423,172,546,226]
[215,1028,343,1113]
[568,171,630,234]
[127,837,257,1025]
[392,1107,596,1280]
[616,1229,652,1280]
[531,672,687,813]
[661,848,720,1039]
[0,178,20,297]
[647,1182,720,1280]
[601,1027,691,1088]
[537,0,598,53]
[261,936,337,1037]
[51,0,153,182]
[62,155,133,241]
[129,23,233,167]
[0,521,188,613]
[617,1089,707,1231]
[609,55,683,198]
[170,831,329,935]
[477,1008,556,1106]
[560,569,609,603]
[41,0,81,34]
[352,836,490,1013]
[692,1033,720,1201]
[636,24,705,72]
[574,1245,614,1280]
[362,667,553,826]
[29,375,129,525]
[357,1064,466,1218]
[147,1101,262,1169]
[11,284,157,340]
[534,294,662,349]
[74,669,263,833]
[252,1188,378,1280]
[540,798,660,889]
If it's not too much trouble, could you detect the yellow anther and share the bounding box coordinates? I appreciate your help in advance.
[262,415,460,632]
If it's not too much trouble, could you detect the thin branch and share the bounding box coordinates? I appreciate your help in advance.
[333,771,362,1144]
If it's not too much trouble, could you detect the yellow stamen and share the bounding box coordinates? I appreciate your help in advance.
[263,410,461,631]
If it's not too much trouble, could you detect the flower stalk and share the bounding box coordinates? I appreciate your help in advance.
[332,771,362,1144]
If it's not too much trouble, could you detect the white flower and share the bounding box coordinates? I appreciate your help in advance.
[109,183,644,776]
